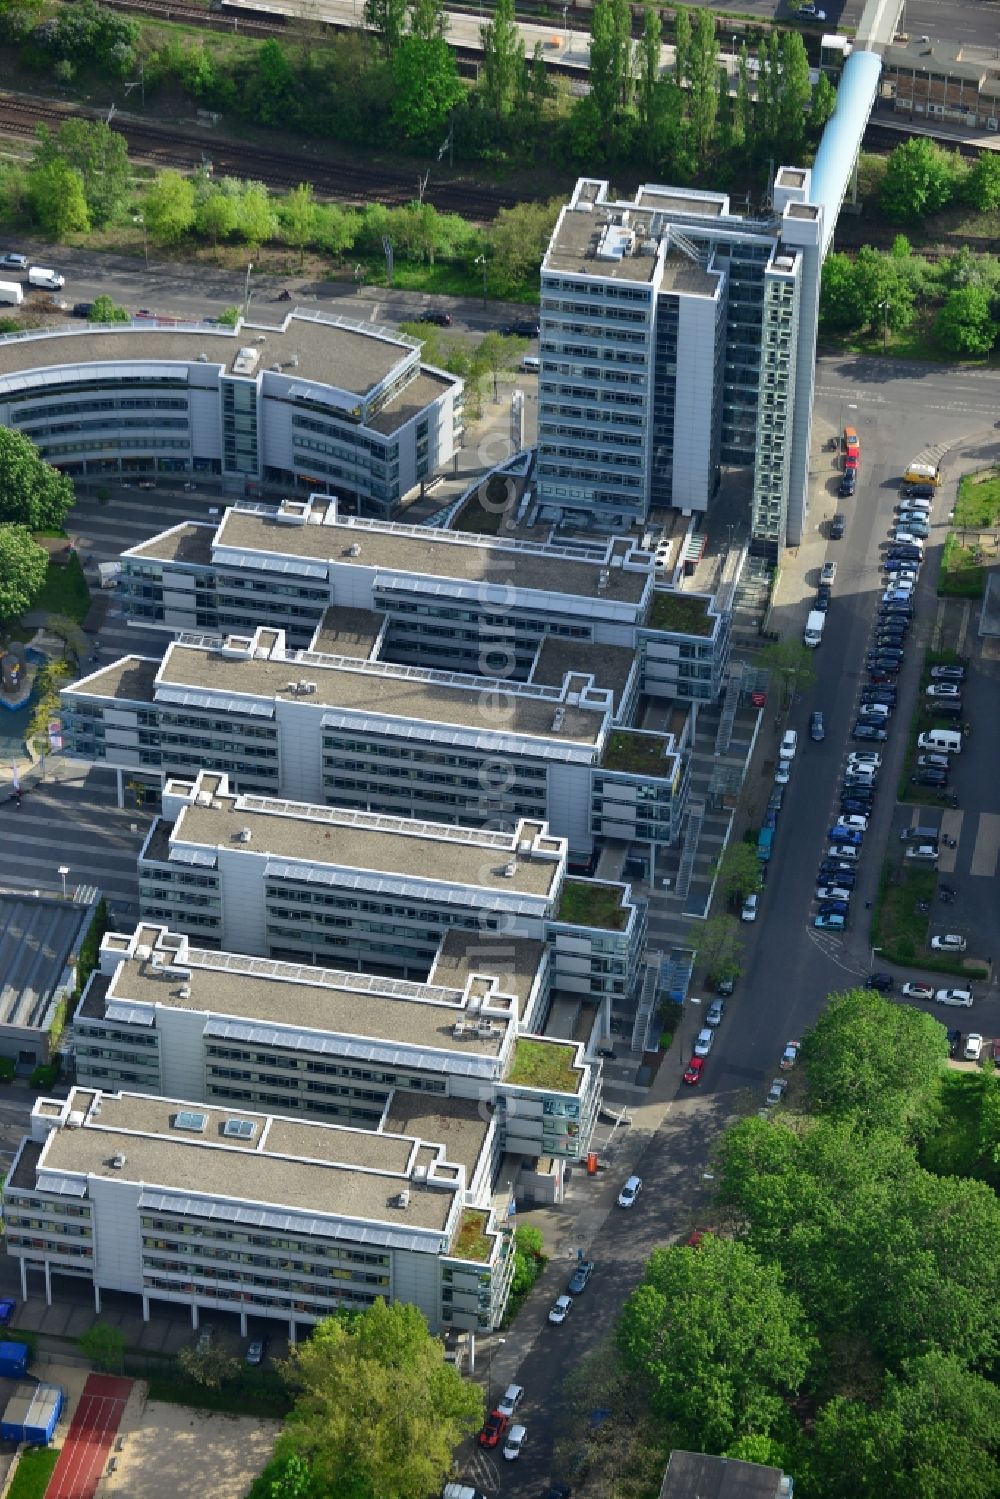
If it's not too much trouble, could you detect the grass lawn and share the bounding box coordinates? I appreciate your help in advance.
[558,879,627,930]
[648,591,713,635]
[6,1447,60,1499]
[921,1072,999,1187]
[954,464,1000,529]
[30,552,91,624]
[938,534,986,599]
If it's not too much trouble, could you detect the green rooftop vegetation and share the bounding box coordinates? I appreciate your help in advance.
[601,730,671,775]
[557,878,628,931]
[451,1209,494,1263]
[508,1037,581,1094]
[648,591,713,636]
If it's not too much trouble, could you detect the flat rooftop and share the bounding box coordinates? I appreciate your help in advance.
[213,504,650,605]
[128,523,215,567]
[152,641,604,745]
[32,1088,458,1231]
[69,656,159,704]
[545,206,661,284]
[0,894,93,1032]
[530,637,636,713]
[97,942,515,1061]
[430,930,547,1022]
[309,605,384,658]
[163,782,564,899]
[382,1093,491,1182]
[636,186,726,218]
[0,314,419,398]
[370,369,455,436]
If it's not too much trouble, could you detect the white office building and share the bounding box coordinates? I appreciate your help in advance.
[72,920,600,1169]
[61,626,688,857]
[6,1084,515,1335]
[535,176,825,558]
[0,312,463,514]
[136,770,647,1015]
[117,494,733,703]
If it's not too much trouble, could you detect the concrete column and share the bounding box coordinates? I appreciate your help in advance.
[288,1318,296,1346]
[240,1309,247,1337]
[93,1283,101,1314]
[44,1261,51,1307]
[142,1294,150,1323]
[191,1302,200,1330]
[18,1259,26,1301]
[115,767,124,811]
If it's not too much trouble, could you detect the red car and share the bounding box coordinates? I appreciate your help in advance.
[682,1056,704,1086]
[844,453,859,474]
[479,1410,508,1448]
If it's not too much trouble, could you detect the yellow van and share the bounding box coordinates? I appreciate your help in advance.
[902,462,940,486]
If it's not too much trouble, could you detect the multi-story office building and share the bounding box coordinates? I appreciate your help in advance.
[534,175,825,558]
[137,770,646,1014]
[117,494,732,704]
[61,626,688,857]
[6,1084,515,1335]
[0,313,462,513]
[72,920,600,1167]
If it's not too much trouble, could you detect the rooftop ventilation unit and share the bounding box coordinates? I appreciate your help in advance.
[395,1189,410,1209]
[503,862,517,878]
[66,1111,85,1130]
[238,827,252,843]
[178,984,192,999]
[197,353,209,363]
[597,569,611,591]
[110,1153,126,1169]
[453,1019,466,1037]
[347,543,361,557]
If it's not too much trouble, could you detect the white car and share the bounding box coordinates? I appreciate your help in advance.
[931,934,966,952]
[964,1034,983,1061]
[548,1294,573,1325]
[835,814,868,832]
[848,751,881,768]
[900,497,932,513]
[694,1027,714,1058]
[820,560,837,585]
[892,532,924,548]
[774,763,791,786]
[905,845,938,862]
[780,1040,800,1070]
[779,729,798,761]
[935,988,973,1008]
[497,1384,523,1418]
[859,703,889,718]
[503,1424,527,1461]
[901,982,934,1001]
[741,893,759,922]
[817,885,852,901]
[826,844,859,861]
[765,1077,788,1106]
[926,684,961,699]
[618,1175,642,1208]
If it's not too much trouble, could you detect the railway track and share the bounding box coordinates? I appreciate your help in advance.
[0,92,521,217]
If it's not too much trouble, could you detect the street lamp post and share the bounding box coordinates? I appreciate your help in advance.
[563,4,569,53]
[474,254,487,307]
[871,944,882,973]
[58,865,70,900]
[243,261,254,321]
[879,299,891,351]
[133,213,148,269]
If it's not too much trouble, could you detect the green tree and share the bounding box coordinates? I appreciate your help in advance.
[852,244,915,333]
[195,188,238,247]
[487,198,559,296]
[964,149,1000,211]
[638,5,661,135]
[143,170,196,245]
[617,1236,815,1452]
[800,988,945,1137]
[0,525,48,622]
[0,429,75,531]
[880,137,957,222]
[279,1300,482,1499]
[472,330,525,402]
[247,40,299,128]
[687,913,744,983]
[820,251,863,331]
[812,1353,1000,1499]
[217,305,241,327]
[281,183,319,265]
[33,120,130,228]
[78,1320,125,1372]
[809,70,837,134]
[364,0,407,54]
[26,157,90,238]
[935,286,998,357]
[409,0,446,42]
[88,294,130,324]
[717,842,763,904]
[588,0,633,130]
[391,36,463,143]
[673,6,690,82]
[733,44,752,156]
[480,0,524,118]
[776,31,812,157]
[683,9,719,164]
[176,1340,240,1389]
[759,636,816,701]
[233,183,278,248]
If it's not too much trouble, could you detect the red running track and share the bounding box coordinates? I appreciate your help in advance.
[47,1375,132,1499]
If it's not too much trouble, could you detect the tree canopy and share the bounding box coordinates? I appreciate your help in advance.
[0,525,48,623]
[880,138,960,222]
[279,1300,482,1499]
[935,287,998,358]
[0,428,75,531]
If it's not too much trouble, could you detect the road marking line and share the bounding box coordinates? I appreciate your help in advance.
[969,813,1000,879]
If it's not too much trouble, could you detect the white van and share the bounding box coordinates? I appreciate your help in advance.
[803,609,825,648]
[0,280,23,306]
[918,729,962,755]
[28,266,65,289]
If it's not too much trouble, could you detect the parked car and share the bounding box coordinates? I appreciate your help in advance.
[849,750,882,767]
[917,753,950,769]
[810,710,825,742]
[817,900,850,917]
[0,252,27,270]
[866,973,894,992]
[766,1076,788,1105]
[683,1056,705,1085]
[835,814,869,832]
[901,982,934,1001]
[694,1027,714,1057]
[0,1299,16,1326]
[828,827,863,845]
[618,1175,643,1207]
[820,560,837,585]
[548,1294,573,1325]
[417,309,452,326]
[830,513,846,538]
[931,934,966,952]
[779,730,798,760]
[705,999,726,1027]
[741,893,759,922]
[817,885,853,901]
[930,665,966,682]
[780,1041,801,1069]
[773,763,791,785]
[905,844,939,862]
[814,913,846,930]
[838,474,856,497]
[913,770,949,787]
[71,301,94,318]
[503,1424,527,1461]
[947,1028,962,1057]
[963,1033,983,1060]
[926,683,962,699]
[244,1338,266,1366]
[497,1384,524,1418]
[567,1259,595,1294]
[825,843,859,861]
[937,989,974,1008]
[842,800,873,818]
[715,974,736,996]
[480,1410,509,1447]
[903,483,935,499]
